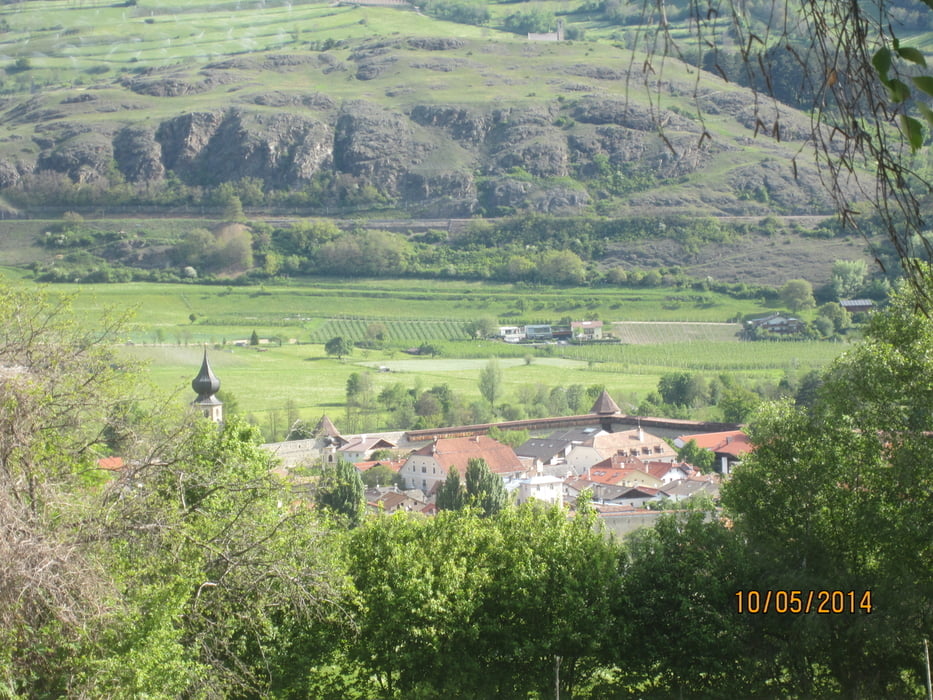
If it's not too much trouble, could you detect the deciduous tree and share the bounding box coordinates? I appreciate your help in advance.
[779,279,816,312]
[325,335,352,360]
[478,358,504,408]
[831,259,868,300]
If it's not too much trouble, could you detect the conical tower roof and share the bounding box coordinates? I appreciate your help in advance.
[313,414,343,439]
[590,389,620,416]
[192,347,221,400]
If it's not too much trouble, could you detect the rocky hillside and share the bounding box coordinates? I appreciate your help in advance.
[0,25,837,218]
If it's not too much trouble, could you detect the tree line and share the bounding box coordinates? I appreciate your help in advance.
[30,213,894,312]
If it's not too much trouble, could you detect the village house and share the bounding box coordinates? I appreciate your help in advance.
[585,462,663,489]
[263,415,348,468]
[660,472,721,502]
[515,435,575,472]
[511,474,564,507]
[839,299,873,315]
[643,460,696,484]
[564,461,658,501]
[745,312,805,336]
[571,320,603,340]
[674,430,751,475]
[399,435,525,493]
[498,326,524,342]
[524,324,553,341]
[604,485,664,508]
[365,487,432,514]
[562,425,679,473]
[337,435,397,463]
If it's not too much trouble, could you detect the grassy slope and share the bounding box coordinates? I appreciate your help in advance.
[0,0,843,216]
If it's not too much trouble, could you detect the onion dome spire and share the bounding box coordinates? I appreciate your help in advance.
[192,347,221,399]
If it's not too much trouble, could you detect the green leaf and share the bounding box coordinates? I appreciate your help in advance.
[873,47,892,80]
[918,102,933,128]
[900,114,924,152]
[912,75,933,98]
[897,46,927,67]
[888,78,911,103]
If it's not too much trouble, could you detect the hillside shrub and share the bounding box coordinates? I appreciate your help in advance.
[423,0,490,25]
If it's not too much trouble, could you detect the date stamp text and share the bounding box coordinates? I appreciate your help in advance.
[734,590,873,614]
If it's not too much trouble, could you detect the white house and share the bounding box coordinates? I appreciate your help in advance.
[498,326,525,342]
[337,435,397,463]
[399,435,525,494]
[514,474,564,507]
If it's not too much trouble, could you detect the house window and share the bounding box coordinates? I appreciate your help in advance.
[422,466,427,473]
[422,479,427,489]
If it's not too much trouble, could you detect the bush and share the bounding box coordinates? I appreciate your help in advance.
[424,0,490,24]
[503,7,556,33]
[7,57,31,73]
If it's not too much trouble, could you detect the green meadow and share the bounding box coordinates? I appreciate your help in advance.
[1,273,852,430]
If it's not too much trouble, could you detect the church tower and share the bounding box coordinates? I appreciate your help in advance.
[192,347,223,424]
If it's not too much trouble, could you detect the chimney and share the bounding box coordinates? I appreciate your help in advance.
[638,427,645,442]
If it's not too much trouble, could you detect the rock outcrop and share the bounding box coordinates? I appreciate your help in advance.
[0,38,843,217]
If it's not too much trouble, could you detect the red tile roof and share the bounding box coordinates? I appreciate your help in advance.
[678,430,752,457]
[355,459,404,473]
[643,460,694,480]
[413,435,523,475]
[585,467,654,486]
[593,453,646,471]
[97,456,124,471]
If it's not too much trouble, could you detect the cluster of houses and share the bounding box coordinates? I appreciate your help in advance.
[188,350,751,528]
[744,300,873,338]
[498,320,604,343]
[265,389,751,523]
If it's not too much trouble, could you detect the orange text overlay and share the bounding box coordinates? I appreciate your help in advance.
[734,590,873,614]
